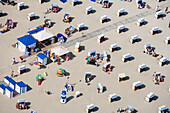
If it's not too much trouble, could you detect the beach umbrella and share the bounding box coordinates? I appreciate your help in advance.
[34,62,41,65]
[50,55,58,60]
[57,68,66,74]
[85,56,92,61]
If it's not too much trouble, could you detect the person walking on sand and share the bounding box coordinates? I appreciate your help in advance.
[11,71,14,78]
[155,6,159,12]
[12,58,15,65]
[164,7,168,14]
[19,56,23,63]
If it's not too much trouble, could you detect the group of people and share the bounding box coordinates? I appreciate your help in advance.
[152,72,164,85]
[16,103,28,110]
[12,57,23,65]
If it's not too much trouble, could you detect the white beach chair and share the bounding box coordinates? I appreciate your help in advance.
[0,10,3,17]
[109,44,118,52]
[77,23,84,32]
[97,34,105,43]
[158,105,167,113]
[122,53,131,62]
[28,12,35,21]
[86,6,92,15]
[165,37,170,45]
[137,18,145,26]
[108,93,117,102]
[17,2,24,11]
[72,0,78,6]
[117,25,125,33]
[132,81,142,91]
[96,83,103,93]
[75,42,80,52]
[118,73,126,82]
[155,11,163,19]
[75,91,81,98]
[117,8,125,17]
[159,57,167,66]
[150,27,159,35]
[138,64,146,73]
[100,15,107,23]
[145,92,154,102]
[86,104,95,113]
[130,35,139,44]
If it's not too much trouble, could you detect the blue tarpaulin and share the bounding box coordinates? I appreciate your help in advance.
[60,0,67,3]
[91,0,96,2]
[17,35,37,46]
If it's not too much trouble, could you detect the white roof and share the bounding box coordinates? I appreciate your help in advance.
[118,8,125,13]
[146,92,154,98]
[86,6,92,11]
[104,62,110,67]
[133,81,142,87]
[51,46,69,56]
[131,35,138,40]
[87,104,94,109]
[101,15,107,19]
[160,57,167,62]
[144,44,151,49]
[32,29,54,41]
[18,65,26,70]
[110,43,117,48]
[156,11,163,15]
[118,25,125,30]
[85,72,91,75]
[73,0,78,2]
[18,2,24,6]
[78,23,84,28]
[158,105,167,111]
[123,53,131,58]
[109,93,117,99]
[152,27,158,31]
[138,18,145,23]
[28,12,35,17]
[165,36,170,40]
[118,73,125,77]
[75,42,80,48]
[98,34,105,39]
[138,64,146,68]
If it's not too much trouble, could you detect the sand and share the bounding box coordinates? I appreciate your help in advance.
[0,0,170,113]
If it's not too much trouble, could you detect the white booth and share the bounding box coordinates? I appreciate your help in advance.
[0,84,6,95]
[15,81,27,94]
[108,93,117,102]
[130,35,139,44]
[158,105,167,113]
[37,53,48,65]
[96,83,103,93]
[86,6,92,15]
[5,86,13,98]
[159,57,167,66]
[72,0,78,6]
[150,27,159,35]
[97,34,105,43]
[165,37,170,45]
[86,104,95,113]
[145,92,155,102]
[9,79,16,90]
[155,11,163,19]
[17,35,38,53]
[117,8,125,17]
[100,15,107,23]
[122,53,131,62]
[138,64,146,73]
[137,18,145,26]
[75,42,81,52]
[117,25,125,33]
[17,2,24,11]
[77,23,85,32]
[28,12,35,21]
[109,44,118,52]
[132,81,142,91]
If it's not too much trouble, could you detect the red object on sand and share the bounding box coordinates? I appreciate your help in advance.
[38,79,41,85]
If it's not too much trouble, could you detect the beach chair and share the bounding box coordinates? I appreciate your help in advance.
[150,27,159,35]
[155,11,163,19]
[63,13,70,23]
[145,92,155,102]
[102,0,109,8]
[138,64,146,73]
[39,0,46,4]
[7,19,13,29]
[77,23,85,32]
[122,53,131,62]
[30,110,36,113]
[0,10,3,17]
[17,2,24,11]
[86,104,95,113]
[28,12,35,21]
[86,6,92,15]
[159,57,167,66]
[158,105,167,113]
[44,18,51,28]
[85,72,92,83]
[100,15,107,23]
[157,0,163,2]
[132,81,142,91]
[109,44,118,52]
[108,93,117,102]
[117,25,125,33]
[72,0,78,6]
[52,4,58,13]
[75,91,81,98]
[102,62,111,72]
[165,37,170,45]
[118,73,126,82]
[126,105,135,113]
[16,99,28,110]
[117,8,125,17]
[130,35,138,44]
[144,44,151,53]
[136,0,142,4]
[137,18,145,26]
[96,83,103,93]
[75,42,80,52]
[17,65,26,75]
[65,25,75,36]
[97,34,105,43]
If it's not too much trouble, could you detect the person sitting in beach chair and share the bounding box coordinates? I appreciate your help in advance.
[52,4,58,13]
[65,25,75,37]
[6,19,13,29]
[63,13,70,23]
[43,18,51,28]
[102,0,109,8]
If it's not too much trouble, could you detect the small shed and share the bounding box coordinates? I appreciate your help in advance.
[5,86,13,98]
[36,53,48,65]
[17,35,38,53]
[9,79,16,90]
[4,76,12,85]
[0,84,6,95]
[15,81,27,94]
